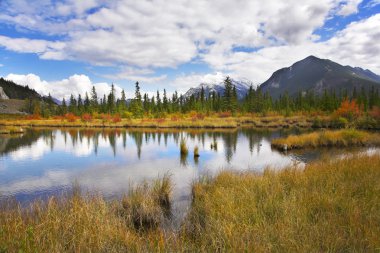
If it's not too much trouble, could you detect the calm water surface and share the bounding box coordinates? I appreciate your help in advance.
[0,128,374,219]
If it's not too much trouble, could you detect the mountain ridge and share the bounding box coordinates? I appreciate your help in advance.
[259,55,380,98]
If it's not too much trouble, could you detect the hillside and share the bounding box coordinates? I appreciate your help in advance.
[0,77,45,100]
[259,56,380,99]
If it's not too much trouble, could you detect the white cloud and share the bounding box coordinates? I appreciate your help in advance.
[4,73,126,100]
[0,0,358,67]
[365,0,380,8]
[337,0,362,16]
[1,0,380,92]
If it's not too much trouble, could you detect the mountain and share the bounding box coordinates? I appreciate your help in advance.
[0,77,44,100]
[184,78,253,100]
[259,56,380,99]
[0,77,58,104]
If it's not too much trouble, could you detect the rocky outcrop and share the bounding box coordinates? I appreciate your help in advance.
[0,87,9,99]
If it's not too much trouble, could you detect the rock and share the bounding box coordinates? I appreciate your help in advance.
[0,87,9,99]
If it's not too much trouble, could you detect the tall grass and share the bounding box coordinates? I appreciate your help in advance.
[184,154,380,252]
[194,146,200,157]
[180,139,188,155]
[0,177,176,252]
[1,155,380,252]
[272,129,380,150]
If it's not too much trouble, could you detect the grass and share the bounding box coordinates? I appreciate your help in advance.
[183,153,380,252]
[0,177,176,253]
[180,139,188,155]
[1,154,380,252]
[194,146,200,157]
[271,129,380,150]
[0,126,24,134]
[0,114,315,129]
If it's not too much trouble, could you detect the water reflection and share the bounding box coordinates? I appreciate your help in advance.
[1,128,314,212]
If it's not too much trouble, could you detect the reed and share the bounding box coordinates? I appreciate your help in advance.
[194,146,200,157]
[180,139,188,155]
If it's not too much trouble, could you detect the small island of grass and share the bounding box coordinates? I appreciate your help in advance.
[271,129,380,150]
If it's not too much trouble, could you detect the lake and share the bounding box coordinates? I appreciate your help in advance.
[0,127,373,221]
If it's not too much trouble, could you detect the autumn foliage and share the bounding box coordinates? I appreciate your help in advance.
[81,113,93,122]
[64,113,79,122]
[335,99,361,120]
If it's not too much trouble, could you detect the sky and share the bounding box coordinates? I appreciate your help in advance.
[0,0,380,100]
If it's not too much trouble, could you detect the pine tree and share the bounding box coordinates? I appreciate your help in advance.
[90,86,98,110]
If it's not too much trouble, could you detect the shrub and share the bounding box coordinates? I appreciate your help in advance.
[112,114,121,123]
[369,106,380,120]
[218,111,232,118]
[64,113,79,122]
[26,114,42,120]
[335,99,361,120]
[81,113,93,123]
[122,111,133,120]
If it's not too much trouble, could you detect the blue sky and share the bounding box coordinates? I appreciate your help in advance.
[0,0,380,99]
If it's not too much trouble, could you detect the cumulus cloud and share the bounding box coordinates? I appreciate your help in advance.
[0,0,359,67]
[337,0,362,16]
[4,73,126,100]
[2,0,380,91]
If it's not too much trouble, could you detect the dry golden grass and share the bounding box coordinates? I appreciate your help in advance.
[184,154,380,252]
[272,129,380,150]
[1,154,380,252]
[0,177,178,253]
[0,114,316,129]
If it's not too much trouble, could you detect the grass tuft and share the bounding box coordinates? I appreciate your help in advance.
[180,139,188,155]
[272,129,380,150]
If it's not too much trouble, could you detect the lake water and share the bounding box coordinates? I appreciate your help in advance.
[0,127,373,221]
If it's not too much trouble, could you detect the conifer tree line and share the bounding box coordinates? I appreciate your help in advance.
[25,77,380,117]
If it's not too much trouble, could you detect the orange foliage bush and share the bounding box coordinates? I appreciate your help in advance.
[100,114,112,122]
[218,111,232,118]
[335,99,361,120]
[112,114,121,123]
[64,113,79,122]
[81,113,93,122]
[26,114,41,120]
[26,114,42,120]
[369,106,380,120]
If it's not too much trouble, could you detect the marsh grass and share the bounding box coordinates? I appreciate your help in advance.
[1,155,380,252]
[194,146,200,157]
[180,139,188,155]
[272,129,380,150]
[0,177,176,252]
[183,154,380,252]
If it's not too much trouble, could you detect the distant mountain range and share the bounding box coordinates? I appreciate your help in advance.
[259,56,380,98]
[184,78,253,100]
[183,55,380,100]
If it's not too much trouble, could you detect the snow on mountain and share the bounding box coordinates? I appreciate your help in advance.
[183,78,253,100]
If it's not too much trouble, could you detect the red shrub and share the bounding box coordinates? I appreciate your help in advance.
[369,106,380,120]
[112,114,121,123]
[335,99,361,120]
[218,111,232,118]
[156,118,165,124]
[81,113,93,122]
[26,114,42,120]
[64,113,79,122]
